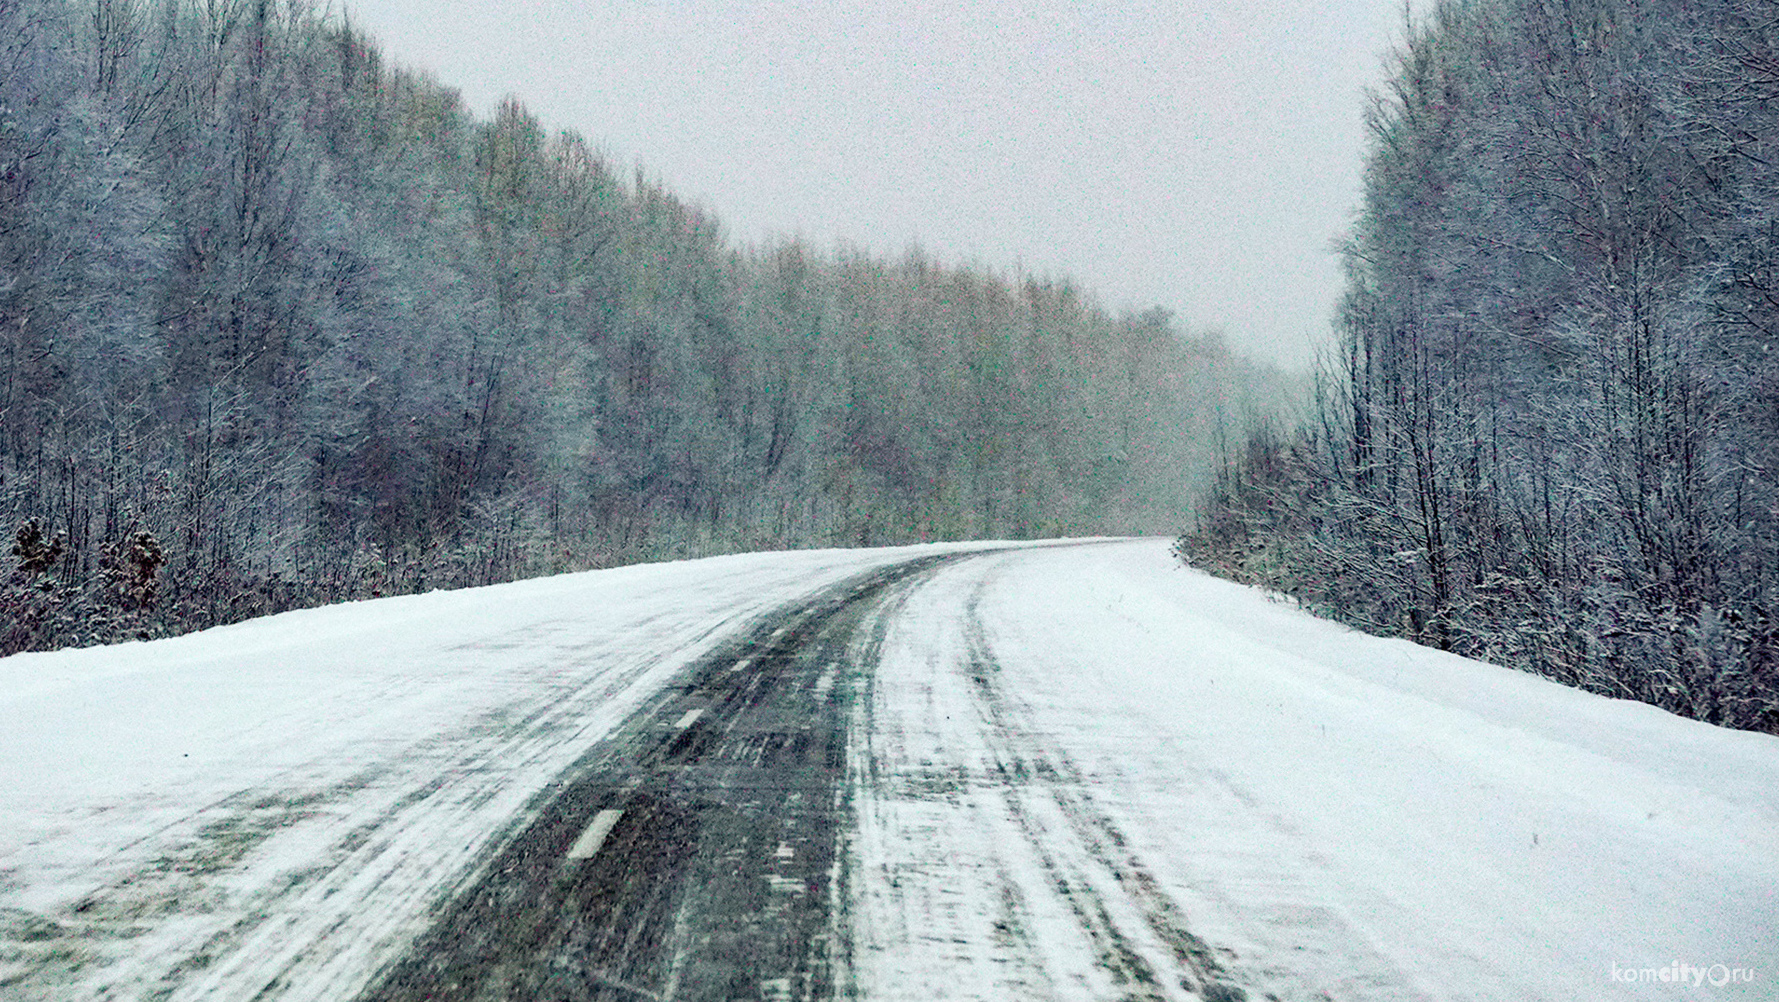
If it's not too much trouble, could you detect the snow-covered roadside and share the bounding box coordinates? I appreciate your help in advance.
[847,538,1779,1000]
[8,535,1773,1001]
[0,540,1041,1001]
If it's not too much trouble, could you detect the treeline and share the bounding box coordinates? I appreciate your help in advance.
[0,0,1277,653]
[1180,0,1779,733]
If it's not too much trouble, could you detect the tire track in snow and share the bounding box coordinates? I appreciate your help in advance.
[842,548,1423,1001]
[2,559,897,1002]
[960,561,1444,1002]
[354,552,972,1002]
[844,551,1223,999]
[953,579,1247,1001]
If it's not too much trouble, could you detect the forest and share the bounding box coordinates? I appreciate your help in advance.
[1181,0,1779,733]
[0,0,1282,653]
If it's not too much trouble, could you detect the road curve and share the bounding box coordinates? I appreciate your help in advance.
[355,552,965,1002]
[12,540,1761,1001]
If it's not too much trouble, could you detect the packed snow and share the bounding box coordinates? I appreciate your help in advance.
[0,541,1014,1000]
[0,538,1773,1000]
[845,541,1778,1000]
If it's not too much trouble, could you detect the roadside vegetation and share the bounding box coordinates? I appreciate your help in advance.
[0,0,1286,653]
[1179,0,1779,733]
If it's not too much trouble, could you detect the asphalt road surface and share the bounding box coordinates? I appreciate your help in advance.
[356,553,963,1002]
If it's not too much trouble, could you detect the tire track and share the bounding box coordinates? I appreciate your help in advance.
[355,553,970,1002]
[960,609,1244,1001]
[842,555,1253,1001]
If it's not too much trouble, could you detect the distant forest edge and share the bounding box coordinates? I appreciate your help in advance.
[1180,0,1779,733]
[0,0,1286,653]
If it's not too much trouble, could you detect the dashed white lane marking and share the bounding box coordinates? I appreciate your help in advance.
[673,708,704,729]
[566,809,625,860]
[772,627,787,638]
[765,875,806,895]
[728,658,752,674]
[812,664,837,697]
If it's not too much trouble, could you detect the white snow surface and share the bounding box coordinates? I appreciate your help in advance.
[0,540,1016,1000]
[1,538,1774,1000]
[845,541,1779,1001]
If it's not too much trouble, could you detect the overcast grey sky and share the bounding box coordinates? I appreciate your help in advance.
[339,0,1406,369]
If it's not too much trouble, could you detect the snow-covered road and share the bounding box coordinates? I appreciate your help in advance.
[1,539,1773,1000]
[845,541,1777,1000]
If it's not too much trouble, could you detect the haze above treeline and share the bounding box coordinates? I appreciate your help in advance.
[338,0,1403,372]
[0,0,1291,653]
